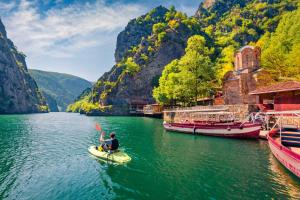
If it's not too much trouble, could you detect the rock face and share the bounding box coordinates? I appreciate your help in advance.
[114,6,168,62]
[42,92,59,112]
[46,96,58,112]
[203,0,216,9]
[104,31,189,114]
[88,7,194,115]
[195,0,252,18]
[0,19,48,114]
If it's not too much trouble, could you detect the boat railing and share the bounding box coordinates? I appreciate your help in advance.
[163,105,228,113]
[256,111,300,141]
[239,112,264,127]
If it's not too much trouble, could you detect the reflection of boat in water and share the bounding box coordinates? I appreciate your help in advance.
[163,112,261,139]
[268,128,300,178]
[269,153,300,199]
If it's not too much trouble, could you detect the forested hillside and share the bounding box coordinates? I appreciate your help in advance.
[154,0,300,105]
[259,7,300,81]
[29,69,92,111]
[68,0,300,114]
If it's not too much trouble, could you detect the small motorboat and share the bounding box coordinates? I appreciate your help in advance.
[268,128,300,177]
[88,146,131,164]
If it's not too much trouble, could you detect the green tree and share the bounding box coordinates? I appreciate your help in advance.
[215,45,235,83]
[261,7,300,81]
[153,35,215,105]
[153,60,180,105]
[178,35,215,102]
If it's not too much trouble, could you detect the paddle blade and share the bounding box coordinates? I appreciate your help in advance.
[95,123,102,131]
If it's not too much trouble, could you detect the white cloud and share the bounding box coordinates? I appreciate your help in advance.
[1,0,146,58]
[0,1,16,13]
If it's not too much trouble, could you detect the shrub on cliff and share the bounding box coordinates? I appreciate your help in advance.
[124,57,140,75]
[66,95,99,113]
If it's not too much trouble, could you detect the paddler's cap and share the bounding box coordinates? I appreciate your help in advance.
[110,132,116,138]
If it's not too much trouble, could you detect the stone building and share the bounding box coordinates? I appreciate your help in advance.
[223,46,261,105]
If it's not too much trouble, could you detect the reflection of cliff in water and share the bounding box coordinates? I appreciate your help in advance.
[268,153,300,199]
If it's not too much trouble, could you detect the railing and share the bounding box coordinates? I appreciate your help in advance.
[257,110,300,131]
[163,105,228,113]
[163,105,251,123]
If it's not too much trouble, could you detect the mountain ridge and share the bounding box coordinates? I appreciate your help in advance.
[29,69,92,111]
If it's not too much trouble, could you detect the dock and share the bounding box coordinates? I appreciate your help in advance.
[259,130,268,140]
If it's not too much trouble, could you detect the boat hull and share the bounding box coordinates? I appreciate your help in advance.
[163,122,261,139]
[268,130,300,178]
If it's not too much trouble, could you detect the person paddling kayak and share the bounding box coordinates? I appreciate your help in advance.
[89,123,131,163]
[95,124,119,152]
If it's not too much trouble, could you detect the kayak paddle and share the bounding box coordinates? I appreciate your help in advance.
[95,123,102,132]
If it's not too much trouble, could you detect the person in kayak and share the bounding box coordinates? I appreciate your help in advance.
[95,123,119,152]
[100,132,119,152]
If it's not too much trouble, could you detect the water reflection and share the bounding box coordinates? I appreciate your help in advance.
[268,153,300,199]
[0,114,300,200]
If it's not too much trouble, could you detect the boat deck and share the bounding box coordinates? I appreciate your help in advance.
[291,147,300,154]
[274,135,300,154]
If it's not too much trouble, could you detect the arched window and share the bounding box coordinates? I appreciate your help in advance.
[246,54,250,68]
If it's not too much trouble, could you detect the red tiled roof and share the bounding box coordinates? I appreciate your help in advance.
[249,81,300,95]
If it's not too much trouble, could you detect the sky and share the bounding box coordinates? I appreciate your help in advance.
[0,0,201,81]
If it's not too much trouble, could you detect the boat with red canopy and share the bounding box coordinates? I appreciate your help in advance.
[266,111,300,178]
[163,111,262,139]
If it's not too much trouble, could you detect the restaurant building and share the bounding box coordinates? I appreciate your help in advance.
[143,104,163,118]
[249,81,300,112]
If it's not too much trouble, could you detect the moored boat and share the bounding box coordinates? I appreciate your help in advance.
[163,121,261,138]
[268,128,300,178]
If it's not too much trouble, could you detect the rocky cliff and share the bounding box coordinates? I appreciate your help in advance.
[68,6,198,115]
[115,6,168,62]
[42,92,59,112]
[0,19,48,114]
[68,5,204,115]
[195,0,252,18]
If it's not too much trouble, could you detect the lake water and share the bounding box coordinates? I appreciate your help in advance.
[0,113,299,200]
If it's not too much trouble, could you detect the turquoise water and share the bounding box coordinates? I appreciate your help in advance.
[0,113,299,200]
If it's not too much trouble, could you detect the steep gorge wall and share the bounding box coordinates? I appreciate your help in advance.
[86,7,195,115]
[0,19,47,114]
